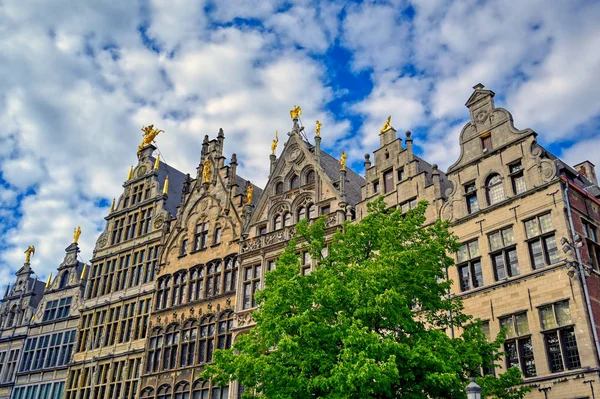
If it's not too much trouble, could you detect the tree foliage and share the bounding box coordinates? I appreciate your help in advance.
[203,198,529,398]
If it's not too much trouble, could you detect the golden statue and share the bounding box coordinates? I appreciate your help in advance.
[138,125,164,153]
[109,198,115,213]
[246,184,253,205]
[271,131,279,155]
[290,105,302,120]
[127,166,133,180]
[24,245,35,263]
[73,226,82,243]
[380,115,393,134]
[163,175,169,195]
[203,158,212,183]
[315,120,322,137]
[340,151,347,170]
[46,273,52,289]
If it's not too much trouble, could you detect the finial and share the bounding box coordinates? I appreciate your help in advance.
[46,273,52,289]
[127,166,133,180]
[163,176,169,195]
[80,263,88,280]
[73,226,82,243]
[380,116,393,134]
[138,125,164,154]
[271,131,279,155]
[109,198,115,213]
[340,151,347,170]
[290,105,302,120]
[473,83,485,90]
[246,182,253,205]
[315,120,322,137]
[231,153,238,164]
[24,245,35,264]
[202,158,211,183]
[154,154,160,170]
[218,128,224,137]
[405,130,412,139]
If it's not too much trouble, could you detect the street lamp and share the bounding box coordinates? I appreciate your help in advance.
[465,378,482,399]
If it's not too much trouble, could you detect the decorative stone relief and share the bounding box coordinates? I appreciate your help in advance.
[136,165,148,177]
[97,232,108,249]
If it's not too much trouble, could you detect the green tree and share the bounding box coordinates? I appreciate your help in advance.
[204,198,529,398]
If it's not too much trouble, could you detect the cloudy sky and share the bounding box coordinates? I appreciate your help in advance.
[1,0,599,283]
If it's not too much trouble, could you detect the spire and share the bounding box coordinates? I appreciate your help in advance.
[127,165,133,180]
[154,154,160,170]
[46,273,52,289]
[80,263,88,280]
[163,176,169,195]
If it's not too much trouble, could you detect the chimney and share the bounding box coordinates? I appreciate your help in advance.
[574,161,598,186]
[432,164,441,199]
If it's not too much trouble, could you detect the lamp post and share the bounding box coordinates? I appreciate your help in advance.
[465,378,482,399]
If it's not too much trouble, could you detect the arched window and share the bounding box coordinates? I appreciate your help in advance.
[146,328,163,373]
[205,261,222,298]
[197,316,215,364]
[306,170,315,185]
[308,204,317,219]
[171,271,187,307]
[188,266,203,302]
[290,175,300,190]
[140,387,154,399]
[6,305,17,328]
[156,276,171,310]
[174,382,190,399]
[59,272,69,289]
[223,256,238,293]
[283,212,291,227]
[216,312,234,351]
[157,385,172,399]
[163,325,180,370]
[273,215,282,230]
[180,320,198,368]
[275,182,283,195]
[192,381,210,399]
[211,385,229,399]
[297,207,306,221]
[486,174,505,205]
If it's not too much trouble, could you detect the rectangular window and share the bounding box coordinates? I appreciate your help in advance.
[242,264,261,310]
[258,225,267,236]
[383,169,394,194]
[465,183,479,214]
[400,198,418,214]
[456,240,482,291]
[194,222,210,251]
[510,162,527,195]
[488,226,519,280]
[499,312,536,377]
[525,213,559,269]
[583,220,598,242]
[481,134,492,152]
[373,180,379,194]
[181,239,188,256]
[214,227,222,245]
[539,301,581,372]
[301,251,312,275]
[397,168,404,181]
[320,205,330,215]
[19,330,76,373]
[43,297,72,322]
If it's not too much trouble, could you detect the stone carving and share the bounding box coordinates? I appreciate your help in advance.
[475,110,488,124]
[97,232,108,248]
[136,165,147,177]
[153,214,166,229]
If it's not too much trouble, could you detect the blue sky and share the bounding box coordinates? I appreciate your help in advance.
[1,0,600,282]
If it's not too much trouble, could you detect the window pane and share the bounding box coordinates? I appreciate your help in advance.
[519,337,537,377]
[502,227,515,246]
[529,241,545,269]
[539,214,553,234]
[540,305,556,330]
[544,235,560,264]
[458,266,470,291]
[561,327,581,369]
[555,302,571,326]
[468,241,480,258]
[467,194,479,213]
[504,341,519,368]
[513,174,527,195]
[525,219,539,239]
[471,261,483,288]
[545,332,564,373]
[492,253,506,281]
[515,313,529,335]
[488,182,505,205]
[489,232,503,252]
[500,317,516,339]
[506,249,520,277]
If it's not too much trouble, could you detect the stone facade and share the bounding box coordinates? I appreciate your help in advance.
[11,241,86,399]
[64,144,185,399]
[2,87,600,399]
[138,131,262,399]
[0,261,45,399]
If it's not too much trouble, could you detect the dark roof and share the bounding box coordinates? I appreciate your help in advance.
[316,147,365,207]
[152,156,186,217]
[234,174,264,206]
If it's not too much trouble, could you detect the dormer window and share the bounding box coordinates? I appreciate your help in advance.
[481,133,492,153]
